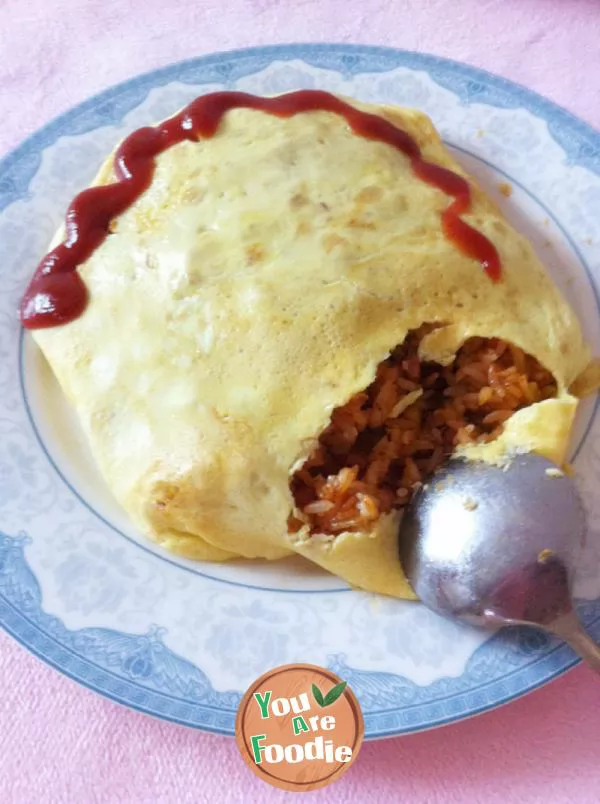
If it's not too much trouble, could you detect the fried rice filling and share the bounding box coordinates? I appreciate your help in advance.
[290,328,557,535]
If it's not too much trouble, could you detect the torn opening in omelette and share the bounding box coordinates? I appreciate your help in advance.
[289,326,558,537]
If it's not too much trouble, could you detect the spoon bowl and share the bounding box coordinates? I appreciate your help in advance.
[400,454,600,672]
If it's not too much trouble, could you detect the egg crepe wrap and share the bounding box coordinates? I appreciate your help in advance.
[28,95,596,600]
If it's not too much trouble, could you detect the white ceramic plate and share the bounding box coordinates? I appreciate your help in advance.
[1,45,599,738]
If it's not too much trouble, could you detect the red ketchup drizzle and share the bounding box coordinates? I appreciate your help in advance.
[20,90,501,329]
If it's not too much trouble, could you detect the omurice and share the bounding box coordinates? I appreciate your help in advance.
[20,91,596,599]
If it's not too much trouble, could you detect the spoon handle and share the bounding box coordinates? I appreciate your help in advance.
[546,611,600,674]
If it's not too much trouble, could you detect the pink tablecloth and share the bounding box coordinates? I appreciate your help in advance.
[1,1,599,801]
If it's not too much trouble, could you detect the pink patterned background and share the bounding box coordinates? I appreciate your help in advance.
[1,1,599,801]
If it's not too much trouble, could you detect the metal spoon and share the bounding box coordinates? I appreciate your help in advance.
[399,453,600,672]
